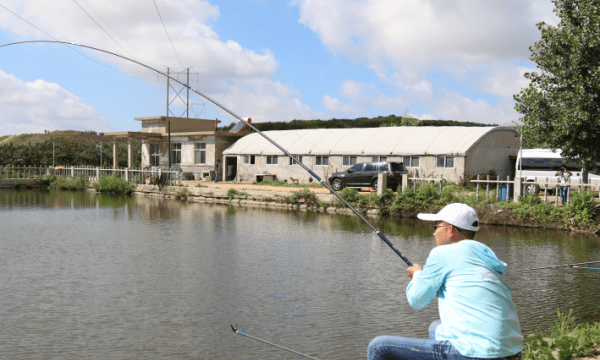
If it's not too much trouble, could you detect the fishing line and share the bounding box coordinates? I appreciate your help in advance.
[520,260,600,272]
[0,40,413,267]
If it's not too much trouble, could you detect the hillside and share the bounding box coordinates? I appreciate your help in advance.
[0,130,112,145]
[221,115,498,132]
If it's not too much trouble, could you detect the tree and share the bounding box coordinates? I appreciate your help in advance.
[514,0,600,182]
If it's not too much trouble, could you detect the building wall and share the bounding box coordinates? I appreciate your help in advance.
[140,117,217,134]
[464,130,519,179]
[231,154,469,184]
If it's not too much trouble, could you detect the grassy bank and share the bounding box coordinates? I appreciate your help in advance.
[524,310,600,360]
[282,183,599,232]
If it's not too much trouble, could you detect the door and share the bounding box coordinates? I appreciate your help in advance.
[225,156,237,181]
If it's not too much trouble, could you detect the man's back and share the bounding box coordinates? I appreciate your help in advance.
[407,240,523,358]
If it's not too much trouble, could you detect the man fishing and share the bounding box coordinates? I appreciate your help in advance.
[368,203,523,360]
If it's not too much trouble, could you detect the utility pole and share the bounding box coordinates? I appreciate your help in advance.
[166,67,199,169]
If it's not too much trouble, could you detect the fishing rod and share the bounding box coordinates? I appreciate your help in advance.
[0,40,413,267]
[231,325,320,360]
[520,260,600,272]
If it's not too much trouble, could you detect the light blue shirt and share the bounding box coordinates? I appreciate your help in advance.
[407,240,523,358]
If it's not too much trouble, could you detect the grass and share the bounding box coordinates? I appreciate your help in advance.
[227,188,250,200]
[523,310,600,360]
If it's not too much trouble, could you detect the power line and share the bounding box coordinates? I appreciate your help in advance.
[80,0,142,57]
[151,0,185,70]
[161,2,192,68]
[0,3,158,82]
[71,0,137,60]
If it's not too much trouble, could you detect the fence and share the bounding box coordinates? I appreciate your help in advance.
[468,175,600,206]
[0,165,182,186]
[401,174,600,206]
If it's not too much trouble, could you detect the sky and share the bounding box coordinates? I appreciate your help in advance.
[0,0,559,136]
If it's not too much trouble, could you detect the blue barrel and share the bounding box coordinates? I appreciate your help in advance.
[500,183,514,201]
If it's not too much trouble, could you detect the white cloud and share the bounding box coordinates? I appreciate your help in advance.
[322,95,360,114]
[0,70,111,135]
[483,66,532,98]
[428,90,520,125]
[0,0,277,84]
[213,78,326,122]
[298,0,555,67]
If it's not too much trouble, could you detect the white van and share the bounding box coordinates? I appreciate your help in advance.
[515,148,600,195]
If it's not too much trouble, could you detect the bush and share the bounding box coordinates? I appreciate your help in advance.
[564,190,597,227]
[288,188,318,206]
[92,175,136,194]
[53,174,88,191]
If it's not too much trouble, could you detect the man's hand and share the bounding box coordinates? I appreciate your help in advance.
[407,264,423,279]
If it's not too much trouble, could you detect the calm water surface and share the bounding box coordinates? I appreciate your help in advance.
[1,190,599,359]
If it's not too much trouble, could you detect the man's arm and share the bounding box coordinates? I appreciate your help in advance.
[406,249,446,309]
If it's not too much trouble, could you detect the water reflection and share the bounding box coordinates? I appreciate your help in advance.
[0,190,599,359]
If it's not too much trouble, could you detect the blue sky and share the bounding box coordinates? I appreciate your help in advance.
[0,0,558,136]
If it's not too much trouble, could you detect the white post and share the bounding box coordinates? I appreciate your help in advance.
[514,177,523,203]
[377,173,387,195]
[486,175,490,199]
[476,175,480,202]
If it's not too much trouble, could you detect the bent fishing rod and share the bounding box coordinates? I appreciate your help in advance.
[231,325,320,360]
[1,40,413,267]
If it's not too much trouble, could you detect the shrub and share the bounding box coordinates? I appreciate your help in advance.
[13,180,25,190]
[288,188,318,206]
[92,175,136,194]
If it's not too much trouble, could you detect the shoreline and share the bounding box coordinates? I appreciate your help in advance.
[131,183,600,236]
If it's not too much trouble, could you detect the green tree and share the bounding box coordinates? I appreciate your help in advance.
[514,0,600,182]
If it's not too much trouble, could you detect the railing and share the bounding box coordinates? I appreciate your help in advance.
[470,175,600,206]
[400,174,600,206]
[0,165,182,186]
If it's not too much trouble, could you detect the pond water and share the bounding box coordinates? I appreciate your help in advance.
[0,190,599,359]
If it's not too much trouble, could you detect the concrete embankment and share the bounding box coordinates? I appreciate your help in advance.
[131,184,381,216]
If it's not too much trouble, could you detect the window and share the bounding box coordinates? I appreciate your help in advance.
[290,155,303,165]
[243,155,256,164]
[171,143,181,165]
[436,156,454,168]
[266,155,278,165]
[343,155,357,166]
[150,144,160,167]
[349,163,363,172]
[371,156,387,162]
[315,155,329,166]
[195,143,206,164]
[364,164,376,171]
[403,156,420,168]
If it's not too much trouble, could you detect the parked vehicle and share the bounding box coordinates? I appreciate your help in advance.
[327,161,407,191]
[515,148,600,195]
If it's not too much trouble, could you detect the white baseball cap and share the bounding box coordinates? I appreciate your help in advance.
[417,203,480,231]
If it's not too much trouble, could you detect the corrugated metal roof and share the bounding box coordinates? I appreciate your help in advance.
[223,126,517,156]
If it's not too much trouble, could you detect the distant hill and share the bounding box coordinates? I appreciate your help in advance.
[220,115,498,132]
[0,130,112,146]
[0,130,140,167]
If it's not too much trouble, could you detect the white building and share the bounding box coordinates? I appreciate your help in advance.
[222,126,520,184]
